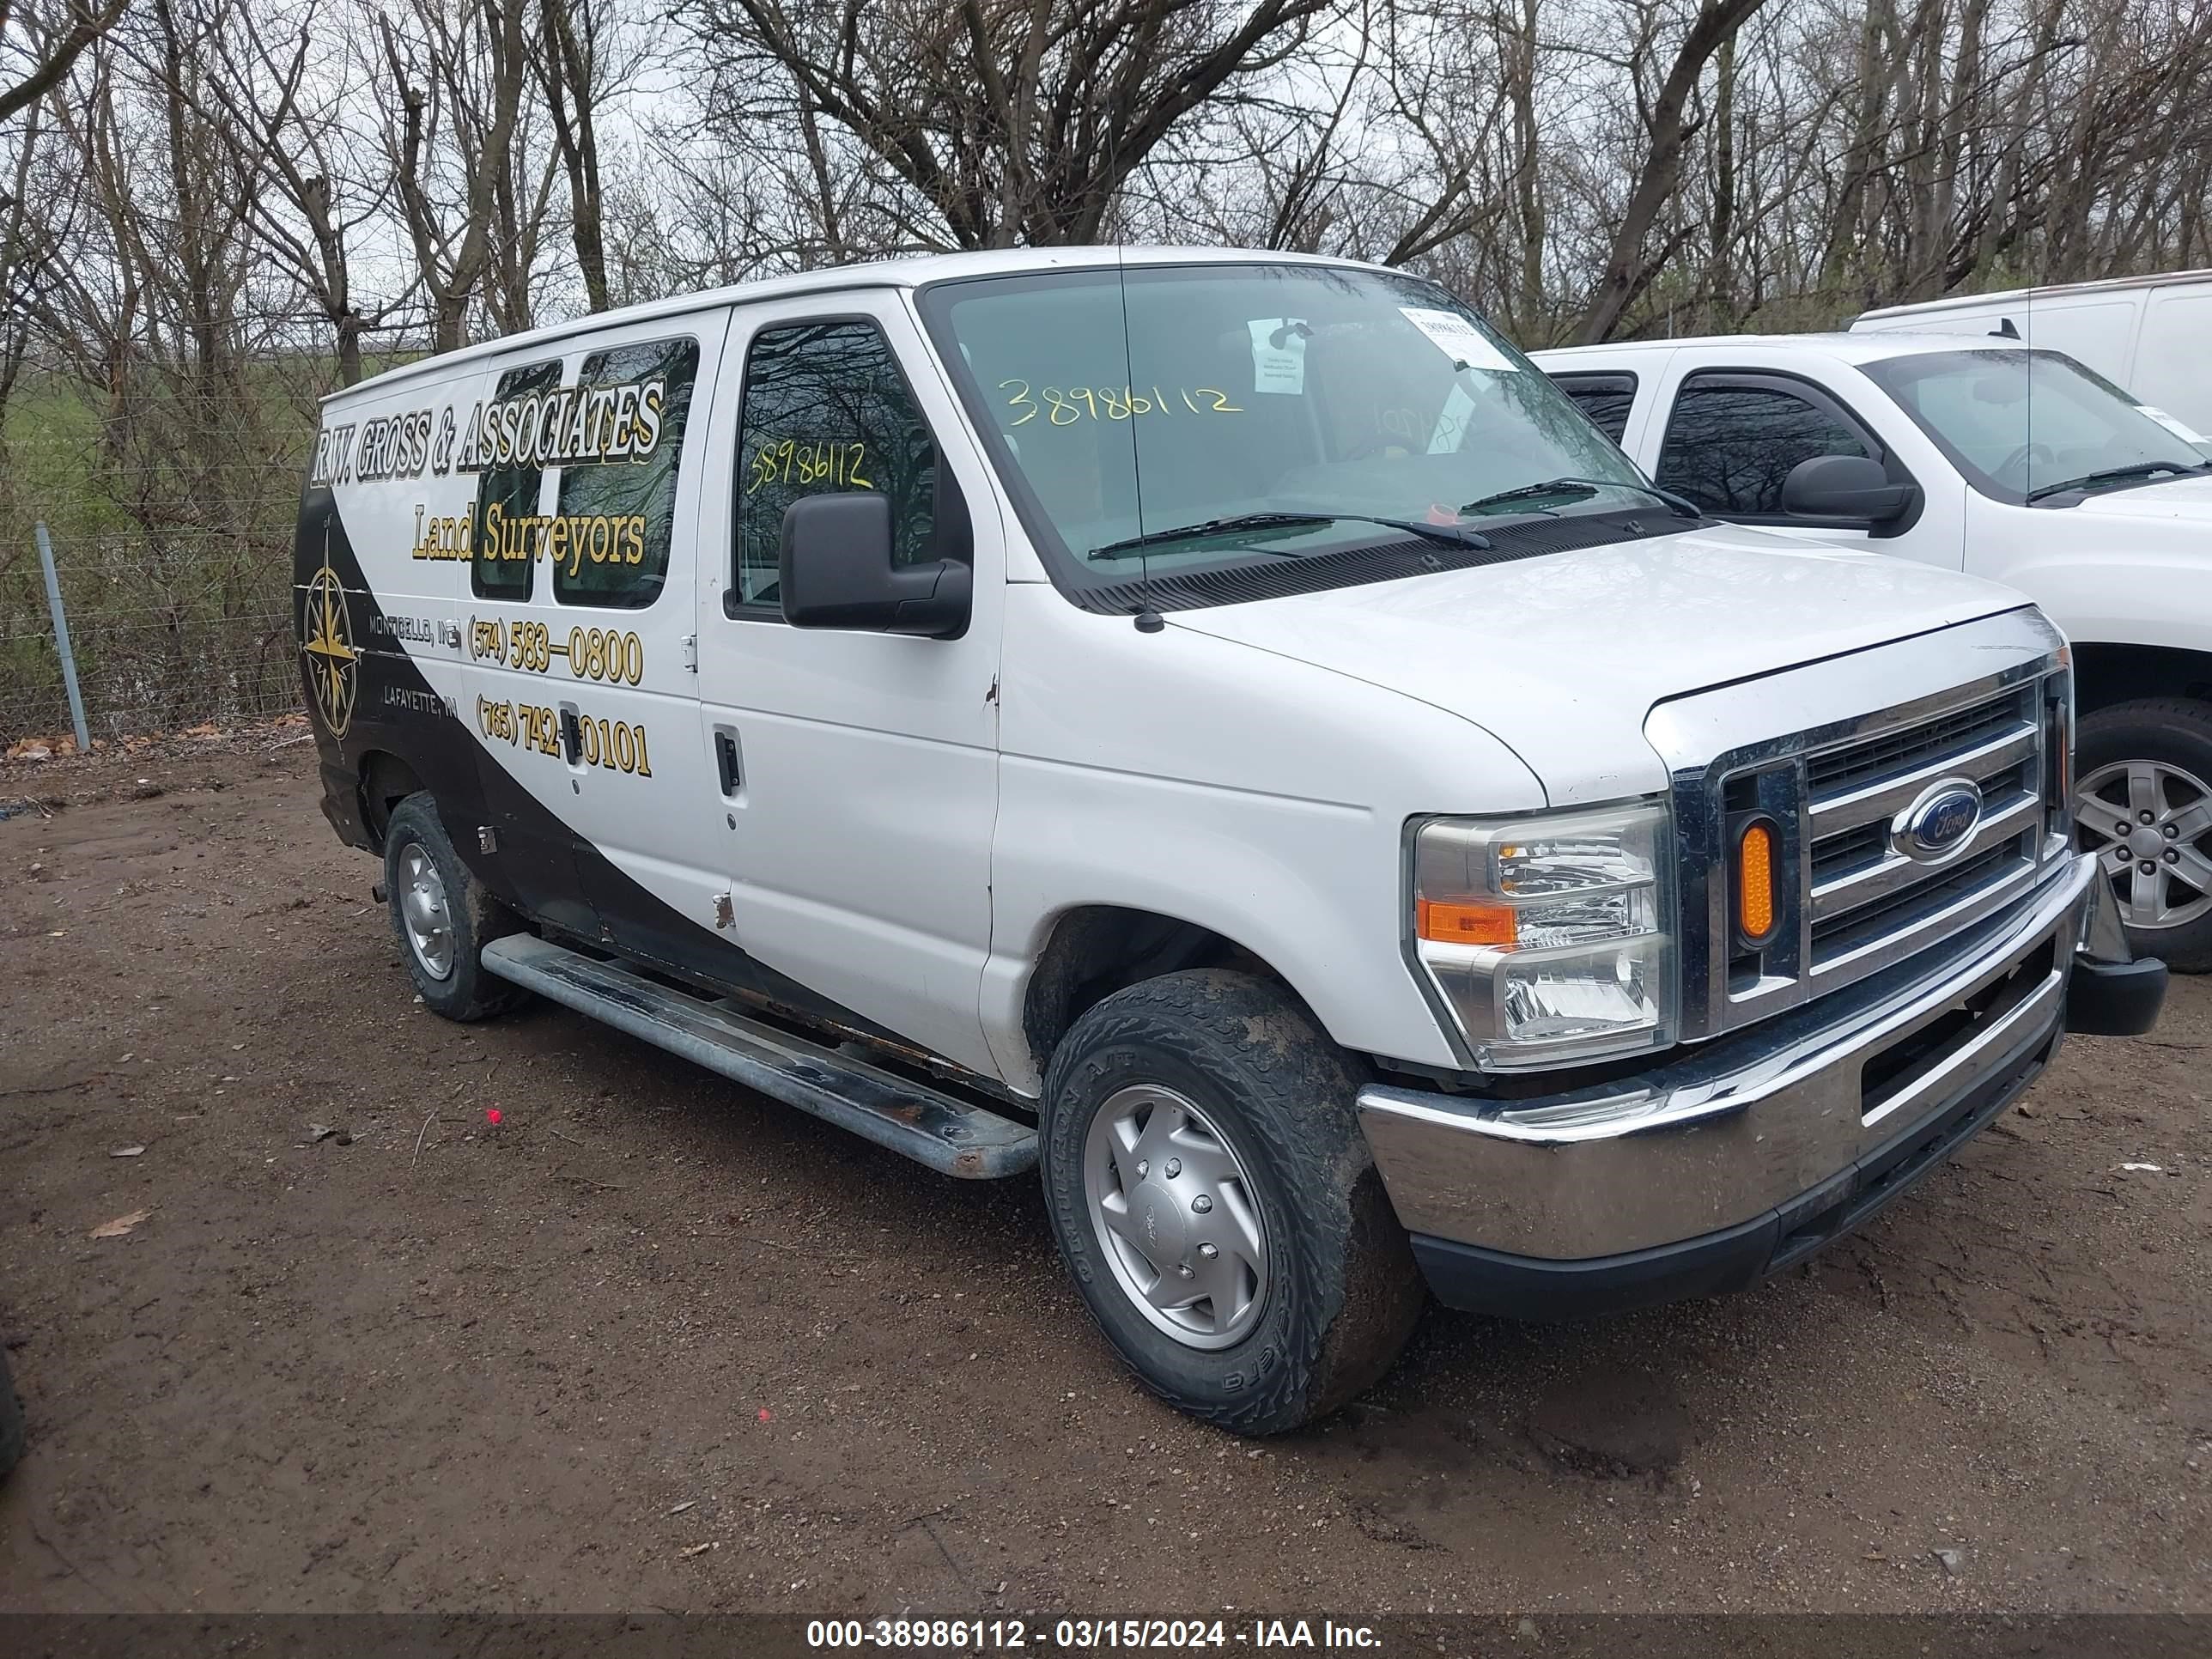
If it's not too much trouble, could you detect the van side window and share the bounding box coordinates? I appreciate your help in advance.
[732,319,938,614]
[472,360,562,600]
[1550,372,1638,445]
[553,336,701,609]
[1655,377,1875,516]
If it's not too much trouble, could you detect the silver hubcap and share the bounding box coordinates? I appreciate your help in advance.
[1084,1085,1269,1350]
[397,842,458,981]
[2075,758,2212,930]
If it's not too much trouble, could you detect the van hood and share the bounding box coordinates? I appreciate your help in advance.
[2064,470,2212,525]
[1164,523,2032,805]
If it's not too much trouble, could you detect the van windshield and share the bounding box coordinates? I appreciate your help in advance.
[1862,347,2212,501]
[916,264,1653,592]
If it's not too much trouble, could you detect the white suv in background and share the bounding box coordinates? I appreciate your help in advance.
[1535,332,2212,969]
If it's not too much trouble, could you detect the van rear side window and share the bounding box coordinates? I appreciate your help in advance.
[554,336,700,610]
[732,319,938,613]
[472,360,562,600]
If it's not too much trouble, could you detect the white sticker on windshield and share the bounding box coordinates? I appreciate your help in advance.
[1398,307,1516,372]
[2138,404,2210,446]
[1428,385,1477,453]
[1248,319,1308,395]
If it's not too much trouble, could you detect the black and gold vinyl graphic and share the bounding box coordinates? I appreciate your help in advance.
[300,535,359,738]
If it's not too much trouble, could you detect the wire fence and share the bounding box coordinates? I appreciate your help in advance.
[1,522,301,751]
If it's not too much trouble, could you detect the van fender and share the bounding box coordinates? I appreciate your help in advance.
[981,779,1474,1097]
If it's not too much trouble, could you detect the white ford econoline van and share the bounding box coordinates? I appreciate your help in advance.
[296,249,2162,1433]
[1851,270,2212,447]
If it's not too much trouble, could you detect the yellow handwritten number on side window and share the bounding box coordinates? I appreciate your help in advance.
[746,439,873,494]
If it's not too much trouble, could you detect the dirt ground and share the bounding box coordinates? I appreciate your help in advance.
[1,736,2207,1620]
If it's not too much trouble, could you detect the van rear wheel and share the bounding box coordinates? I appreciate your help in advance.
[1038,969,1424,1435]
[2075,698,2212,972]
[383,795,528,1020]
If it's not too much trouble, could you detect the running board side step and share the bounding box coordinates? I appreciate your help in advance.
[480,934,1036,1178]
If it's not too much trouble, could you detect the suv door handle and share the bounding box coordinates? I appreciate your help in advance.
[714,730,742,796]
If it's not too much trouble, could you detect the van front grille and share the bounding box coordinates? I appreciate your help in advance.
[1800,682,2046,977]
[1655,624,2070,1043]
[1804,692,2026,797]
[1810,843,2019,961]
[1808,821,1887,884]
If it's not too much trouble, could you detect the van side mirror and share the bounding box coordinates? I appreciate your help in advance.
[1781,453,1921,526]
[779,493,970,638]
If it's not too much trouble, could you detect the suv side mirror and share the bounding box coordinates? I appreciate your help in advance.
[1781,453,1921,526]
[779,493,970,638]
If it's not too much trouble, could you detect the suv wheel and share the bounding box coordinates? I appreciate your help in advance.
[2075,698,2212,972]
[383,794,529,1019]
[1038,969,1424,1434]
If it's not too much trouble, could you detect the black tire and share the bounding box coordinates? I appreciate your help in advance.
[0,1346,23,1482]
[1039,969,1425,1435]
[383,794,528,1020]
[2076,697,2212,973]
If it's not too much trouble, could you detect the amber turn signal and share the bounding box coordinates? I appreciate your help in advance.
[1736,818,1777,945]
[1416,898,1517,946]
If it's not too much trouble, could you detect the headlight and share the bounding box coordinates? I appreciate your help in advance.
[1412,802,1676,1070]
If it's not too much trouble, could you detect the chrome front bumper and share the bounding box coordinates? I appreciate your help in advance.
[1358,852,2111,1279]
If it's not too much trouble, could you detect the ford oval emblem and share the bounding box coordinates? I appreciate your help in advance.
[1893,778,1984,864]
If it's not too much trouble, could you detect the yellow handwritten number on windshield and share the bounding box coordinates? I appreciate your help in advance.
[1000,380,1243,426]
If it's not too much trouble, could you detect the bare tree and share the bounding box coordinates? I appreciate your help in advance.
[374,0,552,349]
[190,0,406,384]
[534,0,651,313]
[0,0,127,124]
[1572,0,1775,342]
[682,0,1334,249]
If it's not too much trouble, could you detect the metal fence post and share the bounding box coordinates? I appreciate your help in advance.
[34,522,92,755]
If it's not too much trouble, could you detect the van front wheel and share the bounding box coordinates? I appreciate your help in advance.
[383,795,527,1020]
[1038,970,1424,1435]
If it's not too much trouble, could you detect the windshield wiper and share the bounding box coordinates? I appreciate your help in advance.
[2025,459,2212,502]
[1091,512,1489,558]
[1091,513,1331,558]
[1462,476,1701,520]
[1336,513,1492,549]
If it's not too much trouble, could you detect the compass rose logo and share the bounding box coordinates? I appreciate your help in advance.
[301,544,358,738]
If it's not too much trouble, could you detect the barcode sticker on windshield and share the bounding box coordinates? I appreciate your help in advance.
[1398,307,1516,372]
[2138,404,2210,446]
[1248,319,1308,395]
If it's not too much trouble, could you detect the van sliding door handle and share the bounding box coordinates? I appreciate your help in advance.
[558,708,583,765]
[714,731,742,796]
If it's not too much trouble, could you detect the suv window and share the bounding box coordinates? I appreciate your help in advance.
[1863,346,2210,497]
[553,336,700,609]
[472,360,562,600]
[1552,372,1638,444]
[1656,379,1875,516]
[732,319,938,613]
